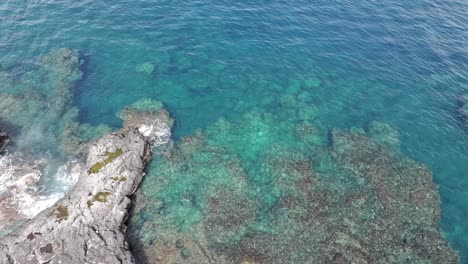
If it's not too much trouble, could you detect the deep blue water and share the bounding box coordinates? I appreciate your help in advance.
[1,0,467,261]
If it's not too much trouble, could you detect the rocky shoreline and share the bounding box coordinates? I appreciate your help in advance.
[0,105,172,264]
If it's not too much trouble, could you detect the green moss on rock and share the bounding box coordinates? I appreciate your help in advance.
[94,191,112,202]
[88,149,123,174]
[89,162,105,174]
[87,192,112,208]
[111,176,128,182]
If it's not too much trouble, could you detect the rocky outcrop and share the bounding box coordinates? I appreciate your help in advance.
[0,105,172,264]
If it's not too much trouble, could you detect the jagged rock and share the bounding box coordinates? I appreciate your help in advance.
[0,106,173,264]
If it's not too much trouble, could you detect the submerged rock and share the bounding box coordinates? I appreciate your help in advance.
[0,104,173,264]
[0,130,7,152]
[136,62,156,76]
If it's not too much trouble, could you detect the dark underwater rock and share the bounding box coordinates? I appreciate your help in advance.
[0,105,173,264]
[0,130,7,151]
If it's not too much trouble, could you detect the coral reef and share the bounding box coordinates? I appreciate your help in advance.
[39,48,83,119]
[127,110,459,263]
[0,48,110,157]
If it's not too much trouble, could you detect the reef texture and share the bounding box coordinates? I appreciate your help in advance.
[127,112,459,264]
[0,48,110,157]
[0,105,172,263]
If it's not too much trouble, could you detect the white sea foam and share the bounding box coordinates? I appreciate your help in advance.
[139,122,171,147]
[0,153,81,230]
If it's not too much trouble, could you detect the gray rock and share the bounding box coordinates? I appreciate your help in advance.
[0,108,172,264]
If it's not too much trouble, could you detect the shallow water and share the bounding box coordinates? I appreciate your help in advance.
[0,0,467,262]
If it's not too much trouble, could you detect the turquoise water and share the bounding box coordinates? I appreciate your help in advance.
[1,0,467,262]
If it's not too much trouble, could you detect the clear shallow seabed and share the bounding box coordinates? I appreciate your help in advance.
[0,0,467,262]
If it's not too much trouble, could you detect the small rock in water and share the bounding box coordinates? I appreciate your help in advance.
[136,62,156,76]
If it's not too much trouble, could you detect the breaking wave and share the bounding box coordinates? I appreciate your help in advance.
[0,153,80,236]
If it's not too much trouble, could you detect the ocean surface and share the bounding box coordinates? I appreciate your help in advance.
[0,0,467,262]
